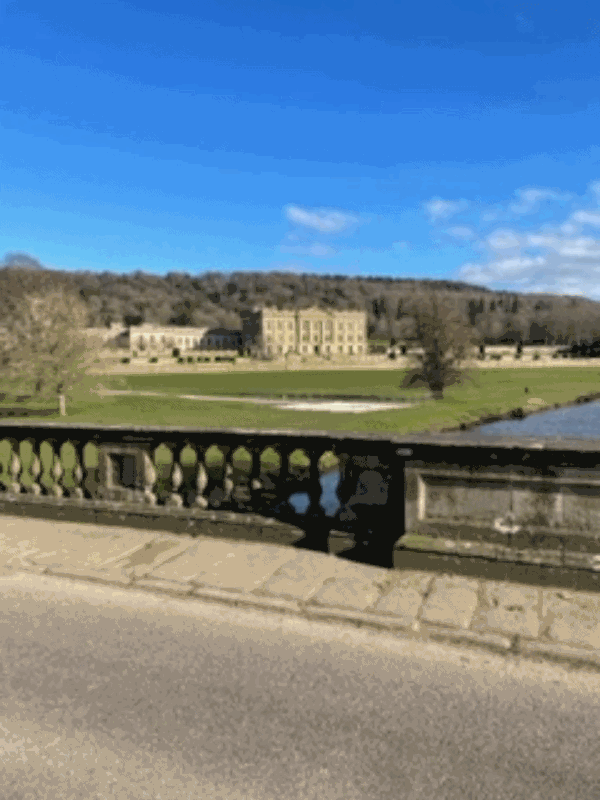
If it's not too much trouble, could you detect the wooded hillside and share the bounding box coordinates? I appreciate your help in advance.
[1,253,598,346]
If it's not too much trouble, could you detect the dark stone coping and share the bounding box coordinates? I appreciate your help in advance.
[0,419,599,452]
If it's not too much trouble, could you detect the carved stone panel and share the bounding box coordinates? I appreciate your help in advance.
[97,445,156,505]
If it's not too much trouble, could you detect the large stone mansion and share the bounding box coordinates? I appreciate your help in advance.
[83,306,368,358]
[240,306,368,357]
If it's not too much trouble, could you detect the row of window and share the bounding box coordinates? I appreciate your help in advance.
[265,320,361,331]
[136,335,239,348]
[266,334,364,343]
[265,344,364,354]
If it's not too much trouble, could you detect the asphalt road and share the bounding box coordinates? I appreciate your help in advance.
[1,574,600,800]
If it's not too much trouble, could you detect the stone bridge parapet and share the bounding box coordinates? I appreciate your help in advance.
[0,421,600,572]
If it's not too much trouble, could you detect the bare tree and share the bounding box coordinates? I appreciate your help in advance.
[2,288,103,411]
[401,292,477,399]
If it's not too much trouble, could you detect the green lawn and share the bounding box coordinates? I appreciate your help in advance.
[97,369,428,400]
[3,366,599,436]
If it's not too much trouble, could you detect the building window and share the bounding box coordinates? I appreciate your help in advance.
[338,345,343,352]
[288,321,293,330]
[277,321,283,330]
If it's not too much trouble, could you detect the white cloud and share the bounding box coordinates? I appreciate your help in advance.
[392,240,410,251]
[487,229,522,250]
[570,210,600,227]
[509,187,570,216]
[424,198,468,223]
[560,222,578,235]
[284,204,361,233]
[445,226,476,240]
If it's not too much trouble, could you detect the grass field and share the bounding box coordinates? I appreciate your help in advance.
[2,366,599,436]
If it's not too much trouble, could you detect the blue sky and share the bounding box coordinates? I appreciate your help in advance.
[2,1,600,296]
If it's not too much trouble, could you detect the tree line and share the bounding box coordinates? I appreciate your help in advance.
[2,251,599,346]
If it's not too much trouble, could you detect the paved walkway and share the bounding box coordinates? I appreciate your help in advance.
[2,514,600,670]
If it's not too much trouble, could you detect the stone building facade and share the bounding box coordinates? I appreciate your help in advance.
[82,323,242,353]
[240,307,367,357]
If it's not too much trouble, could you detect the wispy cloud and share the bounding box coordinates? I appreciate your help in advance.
[280,242,336,257]
[445,226,476,240]
[284,204,361,233]
[424,198,468,222]
[508,187,571,216]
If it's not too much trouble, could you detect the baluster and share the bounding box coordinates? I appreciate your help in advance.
[164,446,184,508]
[227,445,251,511]
[273,446,295,519]
[23,438,43,496]
[49,440,65,498]
[74,440,98,499]
[248,446,264,511]
[305,449,324,517]
[255,446,280,515]
[219,444,235,508]
[192,445,209,509]
[176,444,197,508]
[141,451,157,505]
[1,439,23,496]
[294,447,330,552]
[70,440,85,499]
[332,451,351,517]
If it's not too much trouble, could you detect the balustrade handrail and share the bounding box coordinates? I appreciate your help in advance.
[1,419,600,569]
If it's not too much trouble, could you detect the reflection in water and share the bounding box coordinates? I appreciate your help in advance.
[285,471,340,517]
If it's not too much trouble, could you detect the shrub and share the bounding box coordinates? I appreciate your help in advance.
[132,350,138,358]
[514,353,522,360]
[121,357,130,364]
[177,357,184,364]
[490,353,502,361]
[149,356,158,363]
[552,352,559,359]
[187,356,194,363]
[533,352,541,361]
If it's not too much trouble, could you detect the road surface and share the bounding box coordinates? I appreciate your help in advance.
[1,573,599,799]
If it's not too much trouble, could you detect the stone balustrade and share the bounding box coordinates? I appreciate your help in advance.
[1,421,600,572]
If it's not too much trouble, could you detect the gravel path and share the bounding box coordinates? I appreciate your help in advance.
[93,388,419,412]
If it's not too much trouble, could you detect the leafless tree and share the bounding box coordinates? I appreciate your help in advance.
[401,292,477,399]
[1,288,104,410]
